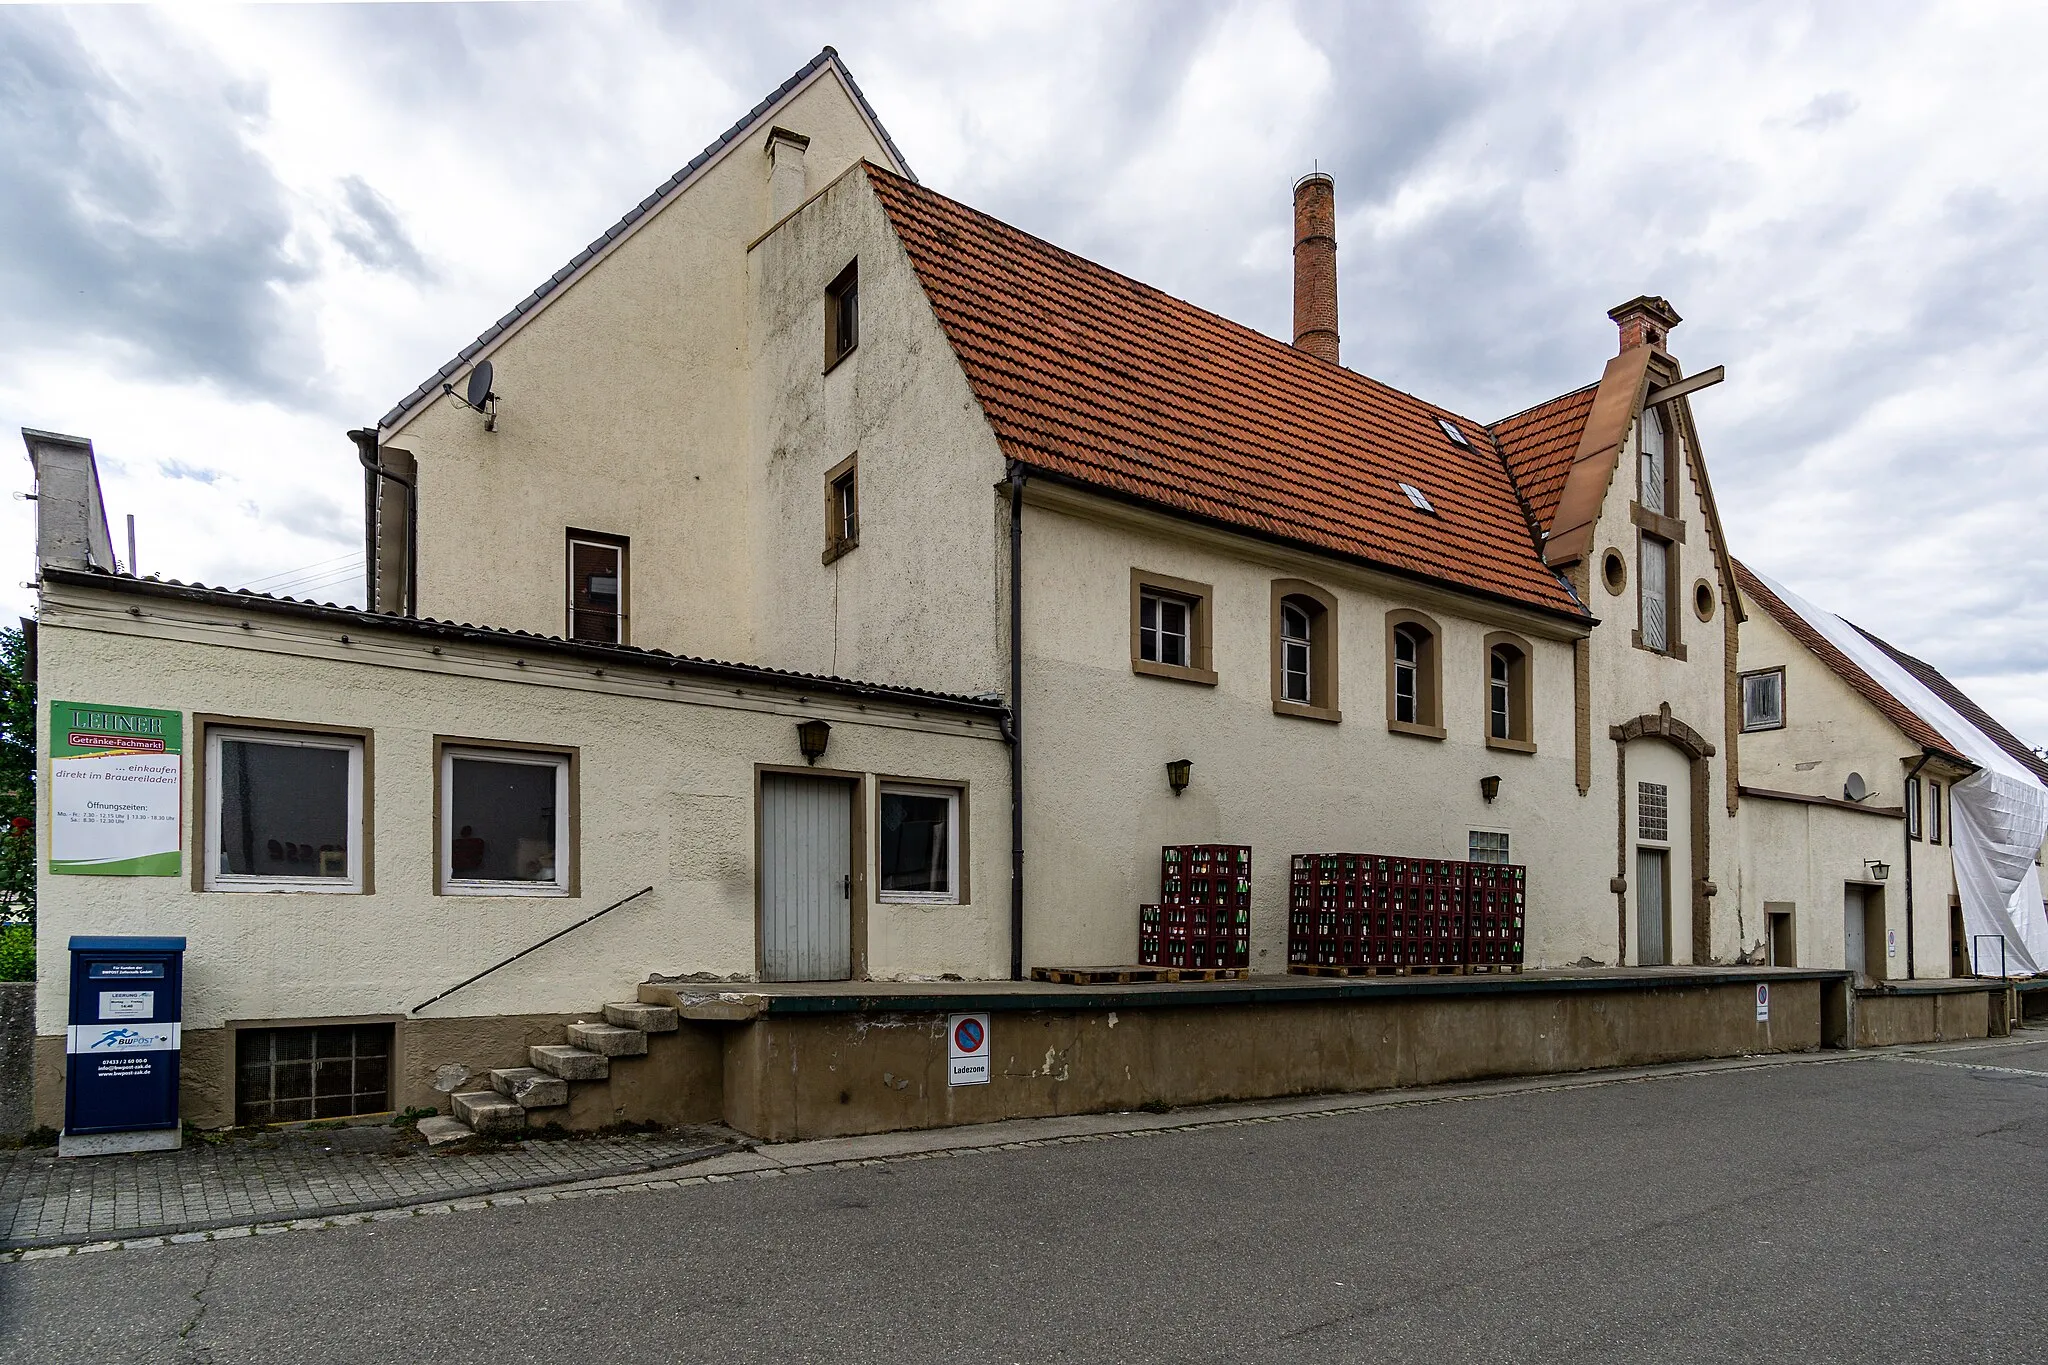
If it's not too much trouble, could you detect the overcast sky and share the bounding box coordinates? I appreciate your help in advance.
[3,1,2043,742]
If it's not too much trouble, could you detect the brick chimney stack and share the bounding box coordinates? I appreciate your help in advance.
[1292,172,1339,365]
[1608,295,1682,355]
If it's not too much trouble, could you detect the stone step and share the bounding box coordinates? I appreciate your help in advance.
[490,1066,569,1109]
[530,1044,609,1081]
[416,1116,474,1147]
[451,1090,526,1135]
[603,1001,679,1033]
[565,1021,648,1057]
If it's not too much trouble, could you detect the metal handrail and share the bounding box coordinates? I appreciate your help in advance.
[1970,933,2010,982]
[410,885,655,1015]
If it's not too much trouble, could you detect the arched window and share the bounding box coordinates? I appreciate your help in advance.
[1385,610,1443,737]
[1484,632,1534,752]
[1271,581,1339,721]
[1282,602,1312,703]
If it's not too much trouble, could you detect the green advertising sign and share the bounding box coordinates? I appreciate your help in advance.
[49,701,184,876]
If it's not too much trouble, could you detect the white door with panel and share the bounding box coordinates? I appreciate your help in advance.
[760,773,853,982]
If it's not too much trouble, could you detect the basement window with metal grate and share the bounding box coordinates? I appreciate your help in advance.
[236,1023,393,1125]
[1398,482,1435,513]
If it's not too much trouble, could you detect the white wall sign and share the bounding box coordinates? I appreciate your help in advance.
[947,1012,990,1086]
[1756,983,1770,1022]
[98,991,154,1020]
[49,701,183,876]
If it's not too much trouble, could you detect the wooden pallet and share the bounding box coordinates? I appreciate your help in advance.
[1032,965,1250,985]
[1287,962,1467,978]
[1462,962,1525,975]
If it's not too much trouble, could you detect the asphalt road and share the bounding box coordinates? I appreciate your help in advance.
[6,1040,2048,1364]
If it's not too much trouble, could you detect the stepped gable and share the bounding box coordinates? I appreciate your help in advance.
[865,164,1587,620]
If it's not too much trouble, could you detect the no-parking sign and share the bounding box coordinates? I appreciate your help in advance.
[947,1013,990,1086]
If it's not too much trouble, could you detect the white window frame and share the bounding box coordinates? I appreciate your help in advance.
[1394,627,1421,725]
[1140,590,1192,669]
[566,535,626,645]
[877,782,961,906]
[440,746,572,897]
[1280,601,1312,704]
[205,728,365,893]
[1489,649,1512,740]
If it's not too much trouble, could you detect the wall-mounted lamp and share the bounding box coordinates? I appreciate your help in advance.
[1479,774,1501,804]
[1166,757,1192,797]
[1865,859,1890,882]
[796,718,832,765]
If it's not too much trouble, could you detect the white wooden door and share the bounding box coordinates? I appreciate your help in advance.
[760,774,852,982]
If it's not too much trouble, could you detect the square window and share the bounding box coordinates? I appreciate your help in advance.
[878,783,961,904]
[1741,669,1784,731]
[567,533,627,644]
[1130,570,1215,684]
[1468,830,1510,865]
[442,747,571,895]
[206,728,364,892]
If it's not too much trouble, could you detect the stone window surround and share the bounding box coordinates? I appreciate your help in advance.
[823,451,859,565]
[1483,629,1537,754]
[1130,567,1217,686]
[1270,577,1340,723]
[1385,607,1445,739]
[824,258,858,372]
[193,713,376,895]
[1738,666,1786,733]
[433,736,581,898]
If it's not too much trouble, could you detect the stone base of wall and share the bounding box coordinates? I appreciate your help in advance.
[1853,984,2008,1048]
[31,971,1846,1142]
[1,982,34,1139]
[33,1011,724,1133]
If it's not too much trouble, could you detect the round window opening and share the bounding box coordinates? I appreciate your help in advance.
[1601,549,1627,596]
[1694,580,1716,622]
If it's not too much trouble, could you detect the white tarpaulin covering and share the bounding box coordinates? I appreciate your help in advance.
[1756,572,2048,975]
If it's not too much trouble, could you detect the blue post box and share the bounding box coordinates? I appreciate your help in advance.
[62,935,186,1157]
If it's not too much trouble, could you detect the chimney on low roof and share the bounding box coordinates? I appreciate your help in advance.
[1292,172,1339,365]
[1609,295,1682,355]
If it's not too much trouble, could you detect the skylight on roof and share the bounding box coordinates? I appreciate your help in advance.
[1398,482,1435,513]
[1436,417,1472,448]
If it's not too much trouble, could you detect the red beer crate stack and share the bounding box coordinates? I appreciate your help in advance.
[1139,844,1251,970]
[1288,854,1525,974]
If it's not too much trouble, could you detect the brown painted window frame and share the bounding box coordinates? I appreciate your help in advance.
[1385,608,1445,739]
[1630,402,1688,659]
[1739,666,1786,733]
[432,735,582,898]
[824,259,859,372]
[565,528,629,646]
[1271,579,1340,723]
[823,452,859,565]
[1130,568,1217,686]
[1483,630,1536,754]
[193,714,374,895]
[1632,531,1685,660]
[874,774,971,907]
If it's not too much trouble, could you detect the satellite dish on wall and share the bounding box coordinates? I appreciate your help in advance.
[465,360,494,411]
[442,360,499,431]
[1843,772,1869,803]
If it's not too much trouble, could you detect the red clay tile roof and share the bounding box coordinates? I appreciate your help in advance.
[865,165,1586,619]
[1733,560,1963,762]
[1490,383,1597,532]
[1854,627,2048,785]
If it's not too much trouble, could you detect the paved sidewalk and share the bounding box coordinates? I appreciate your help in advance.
[1,1121,738,1250]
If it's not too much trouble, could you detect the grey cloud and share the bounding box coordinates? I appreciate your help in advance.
[333,176,433,281]
[1793,91,1858,131]
[0,10,316,398]
[157,460,222,485]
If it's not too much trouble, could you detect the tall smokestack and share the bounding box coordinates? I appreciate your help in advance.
[1292,172,1338,365]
